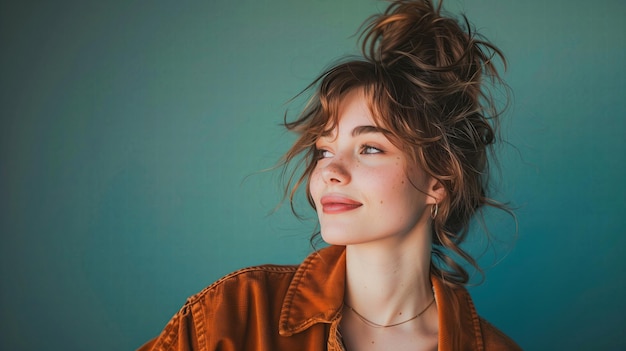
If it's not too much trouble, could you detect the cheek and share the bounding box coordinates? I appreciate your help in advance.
[308,168,323,199]
[366,168,411,203]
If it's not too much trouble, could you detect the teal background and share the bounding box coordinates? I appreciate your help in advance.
[1,0,625,350]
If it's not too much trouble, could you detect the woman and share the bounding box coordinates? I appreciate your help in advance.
[139,0,521,350]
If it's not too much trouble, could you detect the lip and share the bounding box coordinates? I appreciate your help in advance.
[320,195,363,214]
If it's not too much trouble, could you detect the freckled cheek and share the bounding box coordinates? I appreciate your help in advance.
[310,167,321,180]
[363,169,409,204]
[308,168,323,199]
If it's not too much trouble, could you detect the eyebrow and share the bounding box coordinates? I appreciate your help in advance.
[320,125,391,138]
[351,125,391,137]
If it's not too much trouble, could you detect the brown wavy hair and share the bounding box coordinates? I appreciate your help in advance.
[280,0,512,288]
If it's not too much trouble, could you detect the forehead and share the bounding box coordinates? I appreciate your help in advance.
[320,88,379,136]
[337,89,375,125]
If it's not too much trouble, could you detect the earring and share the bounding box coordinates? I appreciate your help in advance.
[430,203,438,219]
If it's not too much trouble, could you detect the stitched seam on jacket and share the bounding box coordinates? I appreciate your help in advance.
[192,299,206,351]
[185,265,298,305]
[465,292,484,351]
[279,250,318,334]
[327,308,345,351]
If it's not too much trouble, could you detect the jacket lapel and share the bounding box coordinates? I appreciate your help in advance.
[432,275,484,351]
[279,246,346,336]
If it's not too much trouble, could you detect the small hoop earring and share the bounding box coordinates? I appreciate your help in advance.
[430,203,438,219]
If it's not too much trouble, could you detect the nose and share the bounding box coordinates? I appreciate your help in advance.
[321,157,351,184]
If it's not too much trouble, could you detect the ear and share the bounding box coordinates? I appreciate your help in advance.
[425,177,446,205]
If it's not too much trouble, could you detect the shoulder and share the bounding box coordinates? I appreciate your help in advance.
[186,264,299,306]
[479,317,523,351]
[138,264,300,351]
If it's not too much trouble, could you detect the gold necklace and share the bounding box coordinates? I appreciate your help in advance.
[344,296,436,328]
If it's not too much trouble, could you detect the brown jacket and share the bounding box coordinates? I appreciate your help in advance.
[139,245,521,351]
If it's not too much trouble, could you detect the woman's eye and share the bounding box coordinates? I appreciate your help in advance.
[361,145,383,154]
[316,148,333,159]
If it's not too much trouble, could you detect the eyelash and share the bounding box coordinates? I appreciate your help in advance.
[315,144,383,159]
[360,144,383,154]
[315,148,332,160]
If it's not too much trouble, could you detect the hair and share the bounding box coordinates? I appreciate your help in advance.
[280,0,511,288]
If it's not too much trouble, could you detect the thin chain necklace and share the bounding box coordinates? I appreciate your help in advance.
[344,296,436,328]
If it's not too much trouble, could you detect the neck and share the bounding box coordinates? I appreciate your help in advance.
[343,232,433,326]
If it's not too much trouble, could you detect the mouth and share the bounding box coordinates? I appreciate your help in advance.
[320,195,363,214]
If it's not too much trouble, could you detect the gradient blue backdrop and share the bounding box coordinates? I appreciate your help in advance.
[1,0,624,350]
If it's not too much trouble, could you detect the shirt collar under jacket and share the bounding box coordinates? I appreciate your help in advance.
[278,245,489,351]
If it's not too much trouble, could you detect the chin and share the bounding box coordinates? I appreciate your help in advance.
[320,230,353,246]
[320,228,371,246]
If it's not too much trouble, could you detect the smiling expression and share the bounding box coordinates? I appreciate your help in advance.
[309,89,437,246]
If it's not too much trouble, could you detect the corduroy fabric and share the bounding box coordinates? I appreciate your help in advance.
[139,246,521,351]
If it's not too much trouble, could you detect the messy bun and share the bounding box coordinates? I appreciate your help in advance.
[282,0,511,287]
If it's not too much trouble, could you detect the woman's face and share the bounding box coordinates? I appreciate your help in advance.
[309,89,437,246]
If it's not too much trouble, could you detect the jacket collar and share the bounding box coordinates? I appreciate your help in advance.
[431,270,484,350]
[278,245,484,351]
[279,245,346,336]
